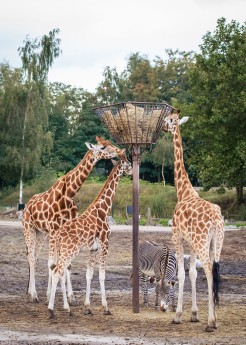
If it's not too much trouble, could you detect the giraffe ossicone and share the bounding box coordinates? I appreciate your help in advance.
[48,156,132,318]
[22,136,125,303]
[162,112,224,332]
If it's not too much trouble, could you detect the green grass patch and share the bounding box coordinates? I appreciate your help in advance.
[0,176,245,222]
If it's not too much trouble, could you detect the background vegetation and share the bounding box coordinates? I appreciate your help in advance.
[0,18,245,219]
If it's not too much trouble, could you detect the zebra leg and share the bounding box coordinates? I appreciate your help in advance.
[155,283,160,309]
[189,249,199,322]
[139,271,149,307]
[171,284,177,312]
[172,232,185,324]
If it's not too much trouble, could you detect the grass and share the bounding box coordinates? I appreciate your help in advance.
[0,172,245,223]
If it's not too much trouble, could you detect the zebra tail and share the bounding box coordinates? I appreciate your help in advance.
[212,261,220,306]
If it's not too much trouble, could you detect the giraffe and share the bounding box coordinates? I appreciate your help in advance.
[22,136,125,303]
[47,156,132,318]
[162,112,224,332]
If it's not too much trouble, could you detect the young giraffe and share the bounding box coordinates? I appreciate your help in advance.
[22,136,125,303]
[162,112,224,332]
[48,156,132,318]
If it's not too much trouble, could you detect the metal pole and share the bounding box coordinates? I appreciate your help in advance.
[132,144,140,313]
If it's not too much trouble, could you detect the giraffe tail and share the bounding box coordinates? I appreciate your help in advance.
[212,261,220,306]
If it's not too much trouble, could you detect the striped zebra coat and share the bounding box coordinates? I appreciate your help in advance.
[139,240,177,312]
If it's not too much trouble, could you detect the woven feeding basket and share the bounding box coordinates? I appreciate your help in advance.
[93,101,175,146]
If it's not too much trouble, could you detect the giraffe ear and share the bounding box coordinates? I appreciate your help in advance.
[179,116,189,126]
[85,142,99,151]
[111,159,117,166]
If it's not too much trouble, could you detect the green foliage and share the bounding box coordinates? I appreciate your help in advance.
[139,218,148,226]
[0,21,245,207]
[157,219,170,226]
[150,185,177,218]
[0,29,61,189]
[186,18,246,203]
[239,205,246,221]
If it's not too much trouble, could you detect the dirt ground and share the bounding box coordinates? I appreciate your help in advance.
[0,221,246,345]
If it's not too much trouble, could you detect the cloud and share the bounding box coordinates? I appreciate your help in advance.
[1,0,245,92]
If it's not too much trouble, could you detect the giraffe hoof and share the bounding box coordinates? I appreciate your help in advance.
[103,310,112,315]
[191,316,200,322]
[84,309,93,316]
[172,319,181,324]
[48,309,57,319]
[68,293,76,302]
[29,296,39,303]
[205,325,216,332]
[191,311,199,322]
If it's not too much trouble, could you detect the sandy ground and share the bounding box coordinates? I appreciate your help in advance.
[0,220,246,345]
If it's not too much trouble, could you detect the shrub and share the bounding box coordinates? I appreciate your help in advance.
[239,204,246,221]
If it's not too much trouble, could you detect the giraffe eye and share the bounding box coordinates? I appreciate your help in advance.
[101,146,106,150]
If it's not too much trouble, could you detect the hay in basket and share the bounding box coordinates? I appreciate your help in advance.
[93,101,175,145]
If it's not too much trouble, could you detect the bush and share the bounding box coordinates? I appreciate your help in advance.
[239,204,246,221]
[157,218,170,226]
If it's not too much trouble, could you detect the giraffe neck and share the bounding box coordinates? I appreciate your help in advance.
[58,150,97,198]
[87,162,122,217]
[173,125,198,202]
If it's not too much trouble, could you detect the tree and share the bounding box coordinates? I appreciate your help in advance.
[48,82,109,175]
[95,51,195,182]
[0,64,24,188]
[17,29,62,202]
[141,135,174,184]
[154,49,195,104]
[186,18,246,203]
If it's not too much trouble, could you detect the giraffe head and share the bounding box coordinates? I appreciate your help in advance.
[112,156,133,176]
[162,111,189,134]
[85,136,126,160]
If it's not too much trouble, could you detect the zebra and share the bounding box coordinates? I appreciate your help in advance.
[139,240,177,312]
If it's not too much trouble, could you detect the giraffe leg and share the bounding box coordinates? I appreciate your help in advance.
[99,241,111,315]
[47,255,56,302]
[84,251,96,315]
[66,264,76,304]
[46,235,57,302]
[48,272,59,319]
[24,226,39,302]
[60,269,70,313]
[203,262,217,332]
[99,266,111,315]
[172,232,184,324]
[189,249,199,322]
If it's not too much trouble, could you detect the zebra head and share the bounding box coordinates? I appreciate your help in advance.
[159,277,177,312]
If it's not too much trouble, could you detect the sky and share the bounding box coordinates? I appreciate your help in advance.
[1,0,245,93]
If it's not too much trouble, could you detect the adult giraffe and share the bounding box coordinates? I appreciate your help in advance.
[47,156,132,318]
[22,136,125,303]
[162,112,224,332]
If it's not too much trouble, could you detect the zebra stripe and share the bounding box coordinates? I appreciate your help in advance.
[139,240,177,312]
